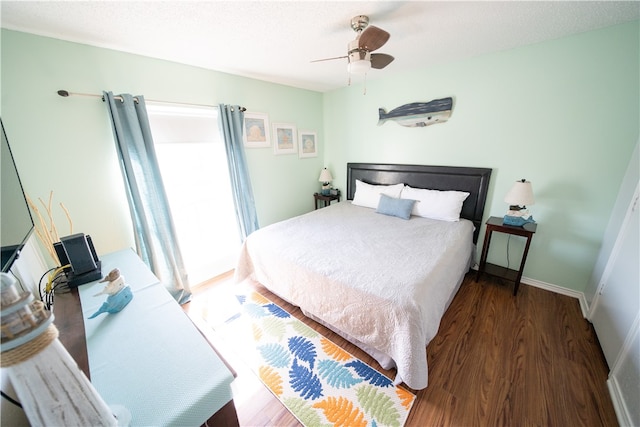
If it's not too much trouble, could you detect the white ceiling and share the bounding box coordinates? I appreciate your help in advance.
[2,1,638,92]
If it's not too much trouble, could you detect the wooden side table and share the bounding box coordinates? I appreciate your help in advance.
[476,216,537,295]
[314,192,340,209]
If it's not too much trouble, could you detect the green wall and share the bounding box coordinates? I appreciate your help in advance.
[323,20,639,292]
[2,20,638,293]
[1,29,323,259]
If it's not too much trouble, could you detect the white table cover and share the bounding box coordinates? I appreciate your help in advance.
[79,249,234,426]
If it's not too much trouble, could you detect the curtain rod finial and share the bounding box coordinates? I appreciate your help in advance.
[57,90,70,97]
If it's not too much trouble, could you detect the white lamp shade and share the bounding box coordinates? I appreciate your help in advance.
[318,168,333,183]
[504,179,535,206]
[347,59,371,74]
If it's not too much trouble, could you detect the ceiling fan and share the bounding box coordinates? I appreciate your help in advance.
[312,15,394,75]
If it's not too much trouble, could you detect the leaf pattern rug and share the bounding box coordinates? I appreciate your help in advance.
[213,291,415,427]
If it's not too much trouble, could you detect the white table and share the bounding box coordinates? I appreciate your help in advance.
[77,249,236,426]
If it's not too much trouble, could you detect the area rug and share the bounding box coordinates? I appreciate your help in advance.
[212,290,416,427]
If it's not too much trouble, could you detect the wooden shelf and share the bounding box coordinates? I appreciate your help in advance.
[483,262,519,282]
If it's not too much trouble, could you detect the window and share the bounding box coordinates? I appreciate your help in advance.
[147,104,239,286]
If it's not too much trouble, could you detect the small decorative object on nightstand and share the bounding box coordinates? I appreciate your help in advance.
[314,191,340,210]
[318,168,333,195]
[476,216,537,295]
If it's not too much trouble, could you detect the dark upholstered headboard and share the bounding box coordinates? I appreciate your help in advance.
[346,163,492,243]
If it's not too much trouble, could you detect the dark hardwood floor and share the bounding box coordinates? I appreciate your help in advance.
[184,272,618,427]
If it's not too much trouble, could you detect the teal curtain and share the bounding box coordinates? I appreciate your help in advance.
[104,91,191,304]
[218,104,260,240]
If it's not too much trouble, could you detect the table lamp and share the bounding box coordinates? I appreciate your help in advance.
[503,179,536,226]
[318,168,333,195]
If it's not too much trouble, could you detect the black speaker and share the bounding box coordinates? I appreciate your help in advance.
[55,233,102,287]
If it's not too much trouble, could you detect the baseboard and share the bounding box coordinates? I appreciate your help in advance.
[519,276,589,318]
[607,376,632,427]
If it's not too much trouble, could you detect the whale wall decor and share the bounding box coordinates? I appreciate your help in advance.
[378,97,453,127]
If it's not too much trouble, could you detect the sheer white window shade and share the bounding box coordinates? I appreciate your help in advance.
[146,103,239,286]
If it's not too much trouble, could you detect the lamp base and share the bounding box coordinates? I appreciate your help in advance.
[503,215,536,227]
[504,206,535,226]
[506,208,530,218]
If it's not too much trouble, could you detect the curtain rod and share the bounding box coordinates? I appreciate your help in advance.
[56,89,245,111]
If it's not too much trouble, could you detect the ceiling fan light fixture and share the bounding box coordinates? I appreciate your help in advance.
[348,59,371,74]
[311,15,391,83]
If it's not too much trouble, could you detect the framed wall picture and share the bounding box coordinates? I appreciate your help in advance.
[298,130,317,158]
[272,123,297,155]
[243,112,271,148]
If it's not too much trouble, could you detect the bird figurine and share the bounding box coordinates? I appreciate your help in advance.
[88,268,133,319]
[99,268,120,283]
[94,268,125,296]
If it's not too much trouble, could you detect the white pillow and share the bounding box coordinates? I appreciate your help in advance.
[401,185,470,221]
[351,180,404,209]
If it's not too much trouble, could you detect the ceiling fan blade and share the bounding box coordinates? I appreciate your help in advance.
[310,55,348,63]
[371,53,394,69]
[358,26,390,52]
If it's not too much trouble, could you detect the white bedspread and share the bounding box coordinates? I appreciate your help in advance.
[235,201,474,390]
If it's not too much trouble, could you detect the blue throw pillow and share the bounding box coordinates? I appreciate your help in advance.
[376,194,416,220]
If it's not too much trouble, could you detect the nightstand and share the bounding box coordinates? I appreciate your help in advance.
[476,216,537,295]
[314,192,340,209]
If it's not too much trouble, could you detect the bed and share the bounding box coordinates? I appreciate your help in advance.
[235,163,492,390]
